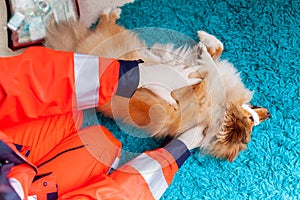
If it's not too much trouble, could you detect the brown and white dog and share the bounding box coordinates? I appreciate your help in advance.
[45,8,271,162]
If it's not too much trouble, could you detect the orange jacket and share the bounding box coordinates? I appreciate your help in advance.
[0,47,190,200]
[0,47,140,129]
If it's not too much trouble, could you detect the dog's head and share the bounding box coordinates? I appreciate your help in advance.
[210,104,271,162]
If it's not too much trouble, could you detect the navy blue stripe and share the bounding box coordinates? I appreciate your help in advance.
[13,144,30,157]
[33,172,53,182]
[47,192,58,200]
[116,60,140,98]
[0,140,37,173]
[25,150,30,157]
[37,145,85,168]
[163,138,191,168]
[14,144,23,152]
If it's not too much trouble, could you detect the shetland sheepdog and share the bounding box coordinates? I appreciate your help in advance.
[45,8,270,162]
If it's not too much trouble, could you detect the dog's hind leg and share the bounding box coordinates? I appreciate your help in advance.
[45,20,91,52]
[197,31,224,59]
[96,8,123,34]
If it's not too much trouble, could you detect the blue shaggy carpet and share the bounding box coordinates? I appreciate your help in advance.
[85,0,300,199]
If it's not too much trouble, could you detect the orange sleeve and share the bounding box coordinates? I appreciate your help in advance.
[59,149,178,200]
[0,47,75,127]
[108,148,179,200]
[0,47,131,127]
[59,139,190,200]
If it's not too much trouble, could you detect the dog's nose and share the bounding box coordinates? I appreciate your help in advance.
[266,112,271,119]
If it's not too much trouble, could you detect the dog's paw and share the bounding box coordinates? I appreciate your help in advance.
[100,7,122,20]
[101,8,113,16]
[197,31,223,59]
[112,7,122,19]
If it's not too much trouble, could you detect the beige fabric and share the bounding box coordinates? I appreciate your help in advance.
[0,0,14,56]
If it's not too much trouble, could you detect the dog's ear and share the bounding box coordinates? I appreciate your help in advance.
[224,118,248,144]
[226,126,249,163]
[222,124,247,162]
[216,106,249,162]
[221,107,248,144]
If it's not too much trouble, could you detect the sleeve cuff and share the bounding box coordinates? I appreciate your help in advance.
[163,138,191,168]
[116,60,141,98]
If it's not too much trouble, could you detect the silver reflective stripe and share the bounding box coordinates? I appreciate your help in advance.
[74,53,99,110]
[129,153,168,200]
[108,157,120,174]
[111,157,120,170]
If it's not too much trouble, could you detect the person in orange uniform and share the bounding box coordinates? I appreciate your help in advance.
[0,46,207,200]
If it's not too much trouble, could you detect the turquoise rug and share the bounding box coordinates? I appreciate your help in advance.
[85,0,300,199]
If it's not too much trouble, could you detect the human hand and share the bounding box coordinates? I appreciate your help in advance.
[138,63,202,105]
[177,125,205,150]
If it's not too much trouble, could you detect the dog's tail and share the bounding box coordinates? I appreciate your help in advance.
[45,20,91,52]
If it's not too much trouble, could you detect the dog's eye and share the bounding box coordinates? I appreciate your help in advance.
[249,116,254,121]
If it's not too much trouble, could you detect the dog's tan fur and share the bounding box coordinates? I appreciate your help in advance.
[45,9,270,162]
